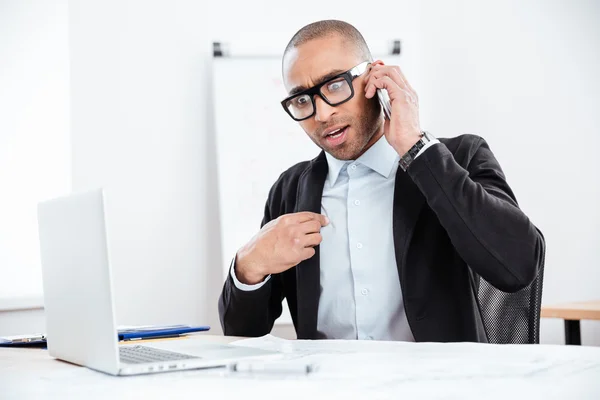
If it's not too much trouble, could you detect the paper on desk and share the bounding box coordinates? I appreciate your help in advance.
[4,334,600,400]
[230,335,600,398]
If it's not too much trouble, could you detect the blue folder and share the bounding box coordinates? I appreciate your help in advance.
[118,325,210,341]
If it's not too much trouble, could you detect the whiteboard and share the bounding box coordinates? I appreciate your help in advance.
[213,53,405,324]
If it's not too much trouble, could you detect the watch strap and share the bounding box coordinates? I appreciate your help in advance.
[399,131,434,171]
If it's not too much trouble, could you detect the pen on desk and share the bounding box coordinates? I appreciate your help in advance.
[228,361,315,374]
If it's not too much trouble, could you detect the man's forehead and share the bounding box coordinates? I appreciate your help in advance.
[282,36,361,92]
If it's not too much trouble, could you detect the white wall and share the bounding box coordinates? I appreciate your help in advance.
[0,0,69,330]
[418,0,600,345]
[2,0,598,344]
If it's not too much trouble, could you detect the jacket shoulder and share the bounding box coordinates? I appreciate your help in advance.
[271,160,311,199]
[438,134,486,167]
[265,153,324,218]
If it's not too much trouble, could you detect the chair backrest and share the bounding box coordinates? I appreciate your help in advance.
[475,233,546,344]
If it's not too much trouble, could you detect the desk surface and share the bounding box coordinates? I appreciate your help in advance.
[541,300,600,320]
[2,334,599,399]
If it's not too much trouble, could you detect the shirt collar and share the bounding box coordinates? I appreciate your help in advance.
[325,135,399,187]
[324,152,348,187]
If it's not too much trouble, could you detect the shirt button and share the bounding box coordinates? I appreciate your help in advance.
[354,200,360,206]
[357,243,363,249]
[361,288,368,296]
[351,164,357,170]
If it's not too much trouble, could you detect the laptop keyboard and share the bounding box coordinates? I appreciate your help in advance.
[119,345,200,364]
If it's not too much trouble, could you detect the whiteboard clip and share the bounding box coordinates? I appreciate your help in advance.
[391,40,401,55]
[213,42,230,57]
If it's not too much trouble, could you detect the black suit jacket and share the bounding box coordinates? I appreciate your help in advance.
[218,134,545,342]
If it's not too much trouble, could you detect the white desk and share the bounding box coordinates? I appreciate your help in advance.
[2,334,600,399]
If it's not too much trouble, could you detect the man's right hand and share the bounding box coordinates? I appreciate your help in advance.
[234,212,329,285]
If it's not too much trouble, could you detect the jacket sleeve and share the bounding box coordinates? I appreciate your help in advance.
[218,188,285,337]
[407,135,544,292]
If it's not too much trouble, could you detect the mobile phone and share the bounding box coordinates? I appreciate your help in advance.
[377,89,392,120]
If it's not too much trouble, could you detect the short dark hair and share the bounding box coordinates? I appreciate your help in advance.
[283,20,372,63]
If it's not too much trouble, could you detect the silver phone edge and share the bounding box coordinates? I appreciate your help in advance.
[377,89,392,120]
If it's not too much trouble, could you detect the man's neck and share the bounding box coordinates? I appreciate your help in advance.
[354,126,385,160]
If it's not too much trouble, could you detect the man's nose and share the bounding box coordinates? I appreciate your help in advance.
[314,96,336,122]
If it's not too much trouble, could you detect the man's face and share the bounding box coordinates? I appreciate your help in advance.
[282,35,382,160]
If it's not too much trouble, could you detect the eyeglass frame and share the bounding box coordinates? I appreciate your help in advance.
[280,61,370,122]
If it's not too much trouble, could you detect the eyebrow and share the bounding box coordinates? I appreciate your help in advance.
[288,69,346,96]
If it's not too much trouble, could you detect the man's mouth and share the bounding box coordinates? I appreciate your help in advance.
[323,125,349,146]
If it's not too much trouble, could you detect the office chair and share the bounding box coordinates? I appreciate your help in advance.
[474,231,546,344]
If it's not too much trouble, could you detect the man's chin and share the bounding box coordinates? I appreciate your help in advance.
[324,144,357,161]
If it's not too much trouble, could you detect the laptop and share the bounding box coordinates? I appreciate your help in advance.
[37,188,277,376]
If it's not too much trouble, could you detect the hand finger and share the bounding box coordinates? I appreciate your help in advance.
[363,62,386,97]
[364,60,383,78]
[288,211,329,225]
[367,77,417,108]
[373,76,416,105]
[392,66,417,99]
[368,75,404,102]
[298,219,322,234]
[365,67,399,99]
[367,64,418,102]
[365,73,391,99]
[300,232,322,248]
[368,66,415,99]
[307,212,329,226]
[365,82,375,99]
[299,246,316,261]
[365,80,384,99]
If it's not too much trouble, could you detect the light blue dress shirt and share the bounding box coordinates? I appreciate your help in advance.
[232,135,439,341]
[316,135,414,341]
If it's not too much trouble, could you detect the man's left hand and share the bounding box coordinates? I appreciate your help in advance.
[364,61,422,156]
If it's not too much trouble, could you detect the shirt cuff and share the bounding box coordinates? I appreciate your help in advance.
[415,139,440,159]
[230,258,271,291]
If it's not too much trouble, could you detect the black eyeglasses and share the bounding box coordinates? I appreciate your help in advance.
[281,61,369,121]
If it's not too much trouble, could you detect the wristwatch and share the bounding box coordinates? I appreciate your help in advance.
[399,131,435,172]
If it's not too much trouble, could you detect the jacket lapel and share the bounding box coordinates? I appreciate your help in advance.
[392,167,426,294]
[294,152,328,339]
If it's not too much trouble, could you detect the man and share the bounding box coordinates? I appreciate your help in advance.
[218,20,544,342]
